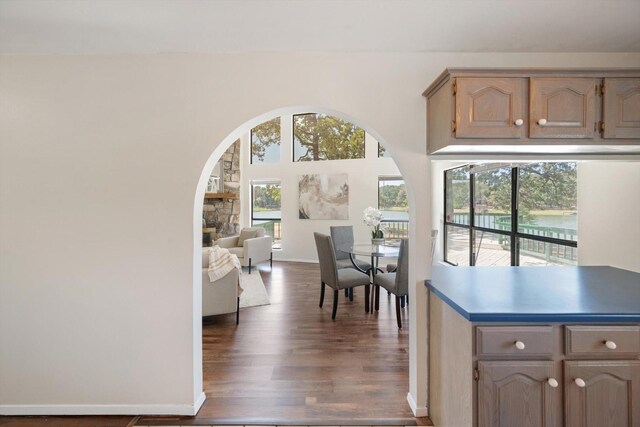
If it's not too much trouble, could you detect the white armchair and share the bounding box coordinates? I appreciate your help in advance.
[201,247,240,323]
[214,227,273,274]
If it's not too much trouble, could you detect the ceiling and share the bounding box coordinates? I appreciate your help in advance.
[1,0,639,54]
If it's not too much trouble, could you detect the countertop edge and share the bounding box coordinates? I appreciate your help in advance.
[424,280,640,323]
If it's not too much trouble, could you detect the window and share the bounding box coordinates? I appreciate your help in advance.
[378,177,409,238]
[378,143,392,158]
[251,118,281,164]
[444,163,577,266]
[293,113,365,161]
[251,182,281,249]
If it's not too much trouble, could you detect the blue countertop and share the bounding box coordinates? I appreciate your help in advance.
[425,266,640,323]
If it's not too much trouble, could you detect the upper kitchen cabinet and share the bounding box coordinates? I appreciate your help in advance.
[423,68,640,155]
[529,78,596,139]
[603,78,640,139]
[455,78,527,139]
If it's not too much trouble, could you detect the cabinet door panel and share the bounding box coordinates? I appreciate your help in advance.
[478,361,562,427]
[604,78,640,139]
[530,78,597,138]
[455,78,527,138]
[565,360,640,427]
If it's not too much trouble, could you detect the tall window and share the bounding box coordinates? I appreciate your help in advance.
[293,113,365,161]
[378,143,392,158]
[251,182,282,249]
[378,177,409,238]
[444,163,577,266]
[251,118,281,164]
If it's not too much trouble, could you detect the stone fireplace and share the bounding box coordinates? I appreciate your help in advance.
[203,139,241,245]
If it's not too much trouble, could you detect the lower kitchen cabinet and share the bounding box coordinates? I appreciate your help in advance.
[565,360,640,427]
[428,292,640,427]
[478,361,562,427]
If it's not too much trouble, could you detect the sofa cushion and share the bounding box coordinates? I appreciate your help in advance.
[237,228,259,246]
[228,247,244,258]
[202,247,213,268]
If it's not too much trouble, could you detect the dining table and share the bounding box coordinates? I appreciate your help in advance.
[339,240,401,313]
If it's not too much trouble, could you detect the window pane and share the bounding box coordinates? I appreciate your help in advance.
[251,118,281,164]
[445,166,470,225]
[518,238,577,266]
[473,166,512,231]
[473,230,511,266]
[378,143,392,158]
[252,184,281,219]
[445,225,470,266]
[252,183,281,248]
[293,113,365,161]
[518,162,577,242]
[378,177,409,238]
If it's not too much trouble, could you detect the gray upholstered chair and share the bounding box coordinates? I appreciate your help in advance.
[330,226,372,271]
[330,225,372,301]
[373,238,408,328]
[314,232,371,320]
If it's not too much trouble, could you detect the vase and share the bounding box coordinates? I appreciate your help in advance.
[371,238,385,245]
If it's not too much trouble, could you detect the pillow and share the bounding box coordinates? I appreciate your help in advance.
[237,229,259,247]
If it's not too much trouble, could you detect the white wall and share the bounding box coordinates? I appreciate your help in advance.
[239,116,403,262]
[578,162,640,272]
[2,53,640,416]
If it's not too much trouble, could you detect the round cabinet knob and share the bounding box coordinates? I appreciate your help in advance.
[538,118,547,126]
[547,378,559,388]
[515,341,526,350]
[514,118,524,126]
[575,378,586,388]
[605,340,617,350]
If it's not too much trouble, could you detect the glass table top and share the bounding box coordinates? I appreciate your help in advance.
[341,240,401,257]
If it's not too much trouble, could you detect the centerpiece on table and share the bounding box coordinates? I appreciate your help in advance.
[363,206,387,245]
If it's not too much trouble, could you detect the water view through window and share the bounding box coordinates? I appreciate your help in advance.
[251,182,282,249]
[378,177,409,238]
[444,162,577,266]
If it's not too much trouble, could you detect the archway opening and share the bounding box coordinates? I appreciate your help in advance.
[192,106,420,423]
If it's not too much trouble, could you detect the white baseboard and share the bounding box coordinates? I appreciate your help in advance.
[407,392,429,417]
[0,393,207,416]
[193,391,206,415]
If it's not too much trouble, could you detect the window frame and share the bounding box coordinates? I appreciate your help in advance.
[250,181,282,249]
[291,112,366,162]
[443,164,578,267]
[250,118,281,165]
[377,176,409,239]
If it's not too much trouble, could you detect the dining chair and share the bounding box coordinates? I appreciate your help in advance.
[372,238,408,328]
[314,232,371,320]
[330,225,372,301]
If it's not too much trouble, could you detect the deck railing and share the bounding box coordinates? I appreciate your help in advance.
[382,219,409,239]
[451,213,577,264]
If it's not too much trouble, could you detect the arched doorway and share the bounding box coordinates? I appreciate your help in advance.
[192,106,425,422]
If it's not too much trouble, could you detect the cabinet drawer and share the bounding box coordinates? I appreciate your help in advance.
[565,325,640,357]
[476,326,554,358]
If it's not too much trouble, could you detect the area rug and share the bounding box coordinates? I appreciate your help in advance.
[239,270,270,308]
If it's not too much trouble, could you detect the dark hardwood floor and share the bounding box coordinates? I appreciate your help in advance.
[1,261,431,427]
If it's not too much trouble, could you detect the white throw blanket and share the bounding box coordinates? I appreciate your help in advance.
[207,245,242,282]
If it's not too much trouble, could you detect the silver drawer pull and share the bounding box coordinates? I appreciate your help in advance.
[604,340,617,350]
[547,378,559,388]
[575,378,586,388]
[514,341,526,350]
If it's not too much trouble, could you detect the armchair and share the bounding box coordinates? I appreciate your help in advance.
[201,247,240,323]
[215,227,273,274]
